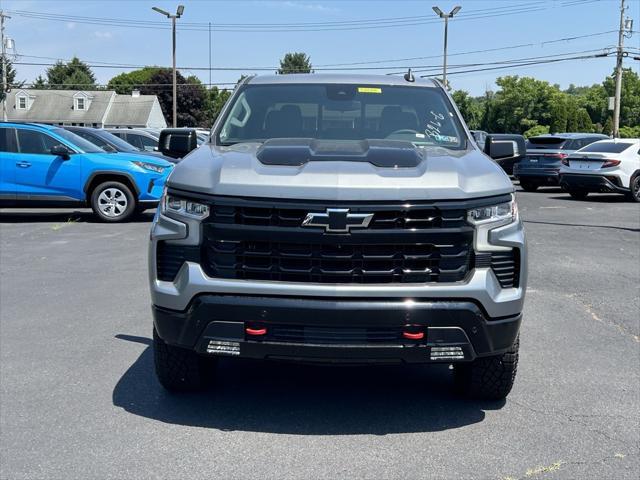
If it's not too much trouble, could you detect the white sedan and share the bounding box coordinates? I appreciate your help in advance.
[559,138,640,202]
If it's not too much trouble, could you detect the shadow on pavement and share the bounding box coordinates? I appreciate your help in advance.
[549,194,630,203]
[0,209,155,223]
[523,219,639,233]
[112,334,502,434]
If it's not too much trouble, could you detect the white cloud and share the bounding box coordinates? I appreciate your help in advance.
[94,31,113,39]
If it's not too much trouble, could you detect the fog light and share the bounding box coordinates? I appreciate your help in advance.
[206,340,240,356]
[430,346,464,361]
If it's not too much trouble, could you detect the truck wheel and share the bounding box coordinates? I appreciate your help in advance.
[626,174,640,203]
[153,328,216,392]
[519,180,538,192]
[90,181,137,222]
[454,336,519,400]
[568,189,589,200]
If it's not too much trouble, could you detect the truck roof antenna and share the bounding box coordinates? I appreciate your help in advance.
[404,68,415,83]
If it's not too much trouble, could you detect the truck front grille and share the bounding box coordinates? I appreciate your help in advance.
[158,192,515,286]
[267,325,401,345]
[203,239,471,284]
[210,204,467,230]
[196,197,480,284]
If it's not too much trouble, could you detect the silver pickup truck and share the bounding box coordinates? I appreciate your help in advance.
[149,74,527,400]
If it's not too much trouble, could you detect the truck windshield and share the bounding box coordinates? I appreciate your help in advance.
[217,83,466,149]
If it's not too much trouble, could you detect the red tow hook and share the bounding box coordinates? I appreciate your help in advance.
[402,325,425,341]
[246,326,267,336]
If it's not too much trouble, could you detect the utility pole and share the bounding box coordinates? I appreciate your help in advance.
[432,6,461,89]
[1,10,11,122]
[152,5,184,128]
[208,22,212,88]
[612,0,626,138]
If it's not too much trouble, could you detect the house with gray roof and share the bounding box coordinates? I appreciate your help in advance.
[6,89,167,129]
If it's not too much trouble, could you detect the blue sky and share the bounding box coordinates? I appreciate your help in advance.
[1,0,638,95]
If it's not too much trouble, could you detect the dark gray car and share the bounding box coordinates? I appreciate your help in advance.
[514,133,608,191]
[64,126,177,163]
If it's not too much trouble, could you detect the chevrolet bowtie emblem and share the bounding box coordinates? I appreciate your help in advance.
[302,208,374,233]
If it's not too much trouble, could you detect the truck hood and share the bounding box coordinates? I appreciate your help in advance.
[167,142,514,201]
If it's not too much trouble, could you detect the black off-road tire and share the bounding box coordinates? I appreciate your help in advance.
[568,189,589,200]
[153,328,217,392]
[90,181,137,222]
[454,337,519,400]
[519,180,539,192]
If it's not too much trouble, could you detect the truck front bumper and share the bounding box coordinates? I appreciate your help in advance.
[153,296,521,364]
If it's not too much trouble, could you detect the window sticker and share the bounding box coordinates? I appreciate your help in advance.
[433,134,459,143]
[357,87,382,94]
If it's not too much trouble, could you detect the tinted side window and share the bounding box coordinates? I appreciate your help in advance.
[138,135,158,151]
[0,127,18,152]
[126,133,145,150]
[74,130,109,149]
[16,130,59,154]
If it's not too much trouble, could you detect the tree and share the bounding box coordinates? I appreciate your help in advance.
[32,75,47,88]
[549,94,568,133]
[575,108,594,132]
[603,68,640,130]
[203,87,232,127]
[451,90,483,129]
[619,125,640,138]
[107,67,162,94]
[523,125,549,138]
[484,76,558,133]
[0,55,17,86]
[278,52,312,74]
[0,56,19,101]
[140,68,206,127]
[44,57,96,89]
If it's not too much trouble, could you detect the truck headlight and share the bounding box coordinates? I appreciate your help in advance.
[132,161,166,174]
[467,195,518,226]
[161,193,209,220]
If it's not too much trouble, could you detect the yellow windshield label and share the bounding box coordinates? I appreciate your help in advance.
[358,87,382,94]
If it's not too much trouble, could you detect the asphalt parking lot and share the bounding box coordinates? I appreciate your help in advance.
[1,186,638,480]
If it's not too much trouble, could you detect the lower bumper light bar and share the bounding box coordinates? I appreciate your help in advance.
[430,346,464,361]
[206,340,240,356]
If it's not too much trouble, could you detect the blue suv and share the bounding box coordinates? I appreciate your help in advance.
[0,123,173,222]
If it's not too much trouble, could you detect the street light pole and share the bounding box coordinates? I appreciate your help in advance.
[432,5,461,89]
[152,5,184,128]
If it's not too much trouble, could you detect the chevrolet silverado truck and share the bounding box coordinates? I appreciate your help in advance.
[149,74,527,400]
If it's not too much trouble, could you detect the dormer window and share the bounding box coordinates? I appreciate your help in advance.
[18,96,27,109]
[76,97,85,110]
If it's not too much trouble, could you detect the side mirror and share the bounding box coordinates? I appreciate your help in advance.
[158,129,198,159]
[484,134,526,159]
[484,134,526,175]
[50,144,71,159]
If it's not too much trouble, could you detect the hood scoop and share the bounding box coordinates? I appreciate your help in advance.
[256,138,423,168]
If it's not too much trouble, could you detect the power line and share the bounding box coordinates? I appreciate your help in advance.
[315,30,618,67]
[5,2,600,33]
[419,52,613,78]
